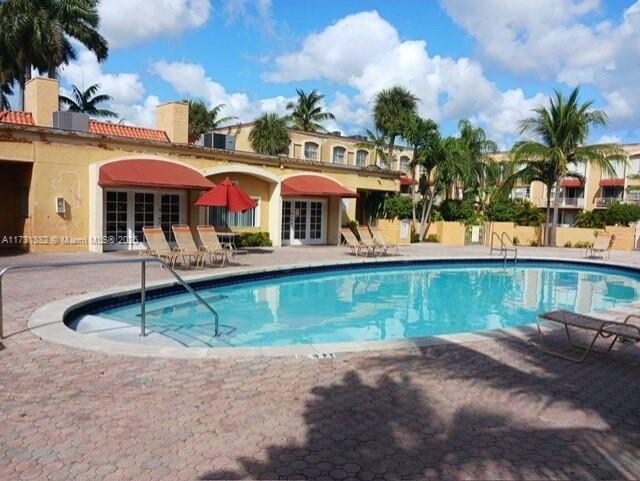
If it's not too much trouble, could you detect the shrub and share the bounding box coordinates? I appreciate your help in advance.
[485,199,542,226]
[439,199,477,223]
[564,241,572,248]
[575,210,606,228]
[603,202,640,226]
[383,195,413,220]
[237,232,272,247]
[425,234,439,243]
[512,236,519,246]
[529,240,539,247]
[574,240,593,248]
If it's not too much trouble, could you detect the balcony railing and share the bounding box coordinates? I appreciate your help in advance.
[596,197,623,208]
[537,197,585,208]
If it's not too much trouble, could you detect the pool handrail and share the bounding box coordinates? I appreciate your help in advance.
[490,231,518,263]
[0,257,220,340]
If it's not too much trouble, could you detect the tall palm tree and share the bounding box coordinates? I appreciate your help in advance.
[403,114,439,224]
[457,119,498,209]
[249,113,290,156]
[286,89,335,132]
[188,100,237,141]
[355,129,389,168]
[373,86,418,161]
[512,87,624,245]
[59,83,117,118]
[0,0,108,110]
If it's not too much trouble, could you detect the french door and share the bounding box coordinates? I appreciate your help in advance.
[104,189,186,251]
[281,198,326,245]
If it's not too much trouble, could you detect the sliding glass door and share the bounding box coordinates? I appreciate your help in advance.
[281,198,327,245]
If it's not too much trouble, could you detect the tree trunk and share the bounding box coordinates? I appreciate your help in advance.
[387,135,396,168]
[544,184,552,246]
[411,150,417,226]
[18,63,32,111]
[420,186,435,240]
[551,181,561,247]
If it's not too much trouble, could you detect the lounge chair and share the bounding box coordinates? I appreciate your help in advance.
[142,226,178,269]
[341,228,374,257]
[534,309,640,362]
[356,226,381,256]
[196,225,232,266]
[586,233,614,259]
[171,225,204,269]
[370,227,399,255]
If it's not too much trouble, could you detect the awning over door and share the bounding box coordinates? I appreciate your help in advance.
[99,159,214,190]
[281,175,357,198]
[560,178,584,188]
[599,178,625,187]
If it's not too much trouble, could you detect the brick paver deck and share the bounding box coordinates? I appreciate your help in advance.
[1,245,639,480]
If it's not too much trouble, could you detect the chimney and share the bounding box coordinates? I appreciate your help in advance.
[25,77,59,127]
[156,101,189,144]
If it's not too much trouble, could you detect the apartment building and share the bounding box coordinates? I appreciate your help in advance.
[0,78,402,253]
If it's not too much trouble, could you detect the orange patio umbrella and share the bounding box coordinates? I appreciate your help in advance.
[194,177,257,212]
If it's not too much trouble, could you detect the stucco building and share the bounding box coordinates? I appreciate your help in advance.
[0,77,403,253]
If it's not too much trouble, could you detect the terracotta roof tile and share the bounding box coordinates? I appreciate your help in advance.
[89,120,169,142]
[0,111,34,125]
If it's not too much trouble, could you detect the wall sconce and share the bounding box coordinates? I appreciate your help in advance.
[55,196,66,214]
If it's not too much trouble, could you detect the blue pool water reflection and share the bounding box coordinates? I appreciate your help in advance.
[79,262,640,348]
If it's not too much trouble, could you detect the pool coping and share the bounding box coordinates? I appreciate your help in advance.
[27,255,640,359]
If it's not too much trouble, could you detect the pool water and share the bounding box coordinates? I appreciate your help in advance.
[77,261,640,348]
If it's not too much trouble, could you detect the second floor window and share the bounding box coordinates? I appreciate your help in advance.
[333,146,346,164]
[356,150,368,167]
[304,142,319,160]
[399,156,410,170]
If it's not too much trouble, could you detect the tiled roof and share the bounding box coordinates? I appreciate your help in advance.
[89,120,169,143]
[0,111,34,125]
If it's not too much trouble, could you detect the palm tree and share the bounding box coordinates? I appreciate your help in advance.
[373,86,418,161]
[59,83,117,118]
[512,87,624,245]
[0,0,108,110]
[355,129,389,168]
[457,119,498,209]
[249,113,290,156]
[188,100,237,141]
[286,89,335,132]
[403,114,439,224]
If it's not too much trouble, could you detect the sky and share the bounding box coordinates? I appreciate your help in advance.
[50,0,640,148]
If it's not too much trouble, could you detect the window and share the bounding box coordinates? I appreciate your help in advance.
[606,160,625,178]
[399,156,410,170]
[304,142,319,160]
[512,186,530,200]
[209,198,259,228]
[333,146,346,164]
[356,150,368,167]
[631,156,640,175]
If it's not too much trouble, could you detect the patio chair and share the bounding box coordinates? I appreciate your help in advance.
[370,227,399,255]
[196,225,232,267]
[171,225,204,269]
[341,228,373,257]
[142,227,178,269]
[533,309,640,362]
[357,226,381,256]
[586,233,614,259]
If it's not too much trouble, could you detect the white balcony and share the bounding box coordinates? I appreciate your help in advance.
[537,197,584,208]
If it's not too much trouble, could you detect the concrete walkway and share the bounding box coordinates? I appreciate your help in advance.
[1,245,640,480]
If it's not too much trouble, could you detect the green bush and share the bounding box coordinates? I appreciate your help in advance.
[574,240,593,248]
[564,241,572,248]
[439,199,477,224]
[603,202,640,226]
[512,236,519,246]
[575,210,606,228]
[383,195,413,220]
[425,234,439,243]
[485,199,542,226]
[529,240,539,247]
[237,232,272,247]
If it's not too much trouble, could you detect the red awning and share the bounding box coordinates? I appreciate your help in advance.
[561,178,583,188]
[281,175,357,198]
[400,176,417,186]
[99,159,214,190]
[599,178,625,187]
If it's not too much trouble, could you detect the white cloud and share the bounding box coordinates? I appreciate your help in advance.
[98,0,211,48]
[441,0,640,129]
[222,0,275,35]
[265,10,545,144]
[150,60,292,121]
[58,46,158,126]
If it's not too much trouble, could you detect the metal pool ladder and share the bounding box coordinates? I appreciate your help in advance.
[490,231,518,265]
[0,257,220,340]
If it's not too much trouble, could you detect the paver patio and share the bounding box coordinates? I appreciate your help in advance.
[1,245,639,480]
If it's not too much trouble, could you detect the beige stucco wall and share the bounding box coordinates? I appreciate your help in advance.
[376,219,411,245]
[429,221,466,245]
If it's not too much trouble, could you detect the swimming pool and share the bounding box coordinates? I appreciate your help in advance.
[68,260,640,349]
